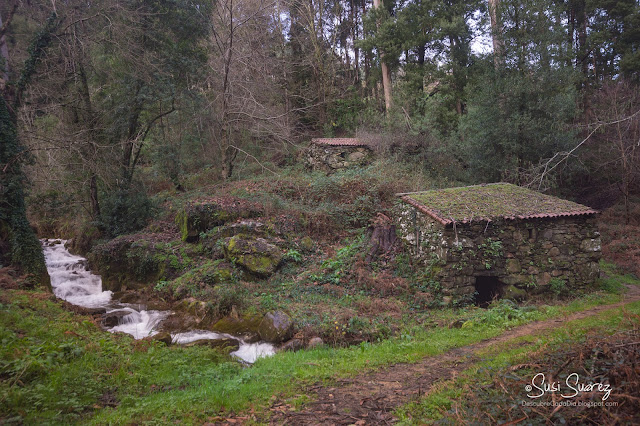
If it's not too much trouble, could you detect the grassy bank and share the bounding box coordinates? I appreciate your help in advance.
[1,267,635,424]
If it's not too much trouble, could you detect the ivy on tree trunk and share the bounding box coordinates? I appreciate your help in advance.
[0,12,59,288]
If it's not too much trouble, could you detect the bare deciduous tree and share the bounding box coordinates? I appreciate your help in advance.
[209,0,294,179]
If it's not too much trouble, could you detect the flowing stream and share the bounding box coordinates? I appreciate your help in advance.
[42,239,275,363]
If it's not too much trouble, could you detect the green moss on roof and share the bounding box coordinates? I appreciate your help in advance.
[402,183,596,223]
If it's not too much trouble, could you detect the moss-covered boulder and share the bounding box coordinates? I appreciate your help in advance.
[258,311,294,343]
[66,224,102,256]
[223,235,282,277]
[212,314,263,342]
[152,259,239,302]
[161,298,213,331]
[88,237,160,291]
[151,332,173,345]
[211,220,269,239]
[175,198,263,242]
[184,338,240,352]
[88,236,187,292]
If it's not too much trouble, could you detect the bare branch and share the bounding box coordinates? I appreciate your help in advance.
[532,108,640,190]
[230,144,280,176]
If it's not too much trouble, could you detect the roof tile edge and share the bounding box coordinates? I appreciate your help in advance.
[399,195,452,226]
[398,193,599,225]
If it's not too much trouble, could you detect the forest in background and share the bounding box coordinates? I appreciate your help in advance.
[0,0,639,277]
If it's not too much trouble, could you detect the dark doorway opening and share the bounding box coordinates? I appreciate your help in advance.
[474,276,504,307]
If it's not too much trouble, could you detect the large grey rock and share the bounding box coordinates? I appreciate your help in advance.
[102,310,131,328]
[258,311,294,343]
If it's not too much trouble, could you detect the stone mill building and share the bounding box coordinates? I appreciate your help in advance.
[305,138,374,173]
[395,183,601,303]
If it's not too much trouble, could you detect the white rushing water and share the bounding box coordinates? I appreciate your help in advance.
[43,240,114,308]
[41,239,274,363]
[172,330,276,364]
[108,307,169,339]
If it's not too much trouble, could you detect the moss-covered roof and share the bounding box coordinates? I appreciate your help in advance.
[399,183,597,225]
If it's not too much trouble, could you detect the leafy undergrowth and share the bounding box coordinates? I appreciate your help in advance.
[396,301,640,425]
[155,159,444,239]
[599,198,640,278]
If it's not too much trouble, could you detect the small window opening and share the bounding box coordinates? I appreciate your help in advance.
[527,228,536,241]
[474,276,504,307]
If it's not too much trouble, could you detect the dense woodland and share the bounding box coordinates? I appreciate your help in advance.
[1,0,639,278]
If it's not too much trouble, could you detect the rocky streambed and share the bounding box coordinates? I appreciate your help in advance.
[42,239,278,363]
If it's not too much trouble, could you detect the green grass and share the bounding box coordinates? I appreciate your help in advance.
[395,300,640,424]
[1,267,636,424]
[0,292,232,424]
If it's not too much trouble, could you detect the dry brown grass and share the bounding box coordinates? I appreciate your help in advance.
[349,259,409,296]
[599,199,640,277]
[442,323,640,425]
[354,297,402,316]
[0,267,23,290]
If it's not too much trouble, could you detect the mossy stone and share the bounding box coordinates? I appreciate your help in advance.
[151,332,173,345]
[184,338,240,352]
[257,311,294,343]
[223,235,282,277]
[212,313,263,335]
[503,285,528,301]
[299,236,314,252]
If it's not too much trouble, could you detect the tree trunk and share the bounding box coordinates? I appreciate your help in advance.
[0,5,14,88]
[373,0,392,113]
[576,0,588,78]
[351,0,359,85]
[568,4,575,67]
[488,0,504,67]
[120,82,143,185]
[78,59,101,218]
[0,9,55,288]
[90,174,100,219]
[218,0,238,180]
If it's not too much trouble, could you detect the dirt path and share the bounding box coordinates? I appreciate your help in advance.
[268,286,640,425]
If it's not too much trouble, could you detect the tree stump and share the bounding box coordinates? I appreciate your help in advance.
[365,213,397,264]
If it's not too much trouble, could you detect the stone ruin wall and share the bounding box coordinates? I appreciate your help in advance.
[305,144,374,173]
[395,202,602,299]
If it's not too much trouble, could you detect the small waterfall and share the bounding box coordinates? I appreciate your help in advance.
[172,330,276,364]
[172,330,230,344]
[107,307,169,339]
[44,240,113,308]
[41,239,274,363]
[230,342,276,364]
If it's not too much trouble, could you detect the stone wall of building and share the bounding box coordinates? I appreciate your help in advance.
[305,144,374,173]
[395,201,602,299]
